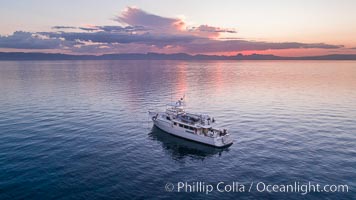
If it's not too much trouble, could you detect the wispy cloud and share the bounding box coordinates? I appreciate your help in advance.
[52,25,149,33]
[52,26,77,29]
[188,25,237,38]
[189,25,237,34]
[0,7,345,55]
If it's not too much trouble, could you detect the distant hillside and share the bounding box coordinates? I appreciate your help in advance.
[0,52,356,60]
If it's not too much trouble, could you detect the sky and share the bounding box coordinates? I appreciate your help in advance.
[0,0,355,56]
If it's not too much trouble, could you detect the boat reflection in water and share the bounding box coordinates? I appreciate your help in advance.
[148,126,230,160]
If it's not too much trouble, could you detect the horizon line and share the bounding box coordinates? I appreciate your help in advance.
[1,52,356,60]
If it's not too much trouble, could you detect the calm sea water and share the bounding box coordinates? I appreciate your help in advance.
[0,60,355,199]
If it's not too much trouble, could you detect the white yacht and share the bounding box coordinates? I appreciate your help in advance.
[148,97,233,147]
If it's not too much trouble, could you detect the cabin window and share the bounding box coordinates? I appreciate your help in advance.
[166,116,171,121]
[184,125,189,129]
[179,124,183,128]
[174,122,177,126]
[189,127,194,130]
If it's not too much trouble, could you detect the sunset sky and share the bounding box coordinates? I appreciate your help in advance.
[1,0,356,56]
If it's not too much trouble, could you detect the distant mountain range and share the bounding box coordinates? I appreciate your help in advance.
[1,52,356,60]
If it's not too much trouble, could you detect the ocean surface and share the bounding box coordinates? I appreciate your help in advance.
[0,60,355,199]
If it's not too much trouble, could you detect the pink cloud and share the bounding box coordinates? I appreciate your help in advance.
[114,7,233,38]
[115,7,186,34]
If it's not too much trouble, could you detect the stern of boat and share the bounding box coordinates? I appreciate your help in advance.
[215,134,234,147]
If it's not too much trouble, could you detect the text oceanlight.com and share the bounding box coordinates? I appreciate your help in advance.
[164,181,349,195]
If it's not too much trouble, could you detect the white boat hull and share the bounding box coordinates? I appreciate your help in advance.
[152,116,233,148]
